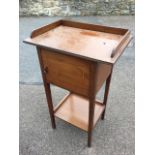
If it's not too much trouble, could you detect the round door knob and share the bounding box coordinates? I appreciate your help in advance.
[43,66,48,74]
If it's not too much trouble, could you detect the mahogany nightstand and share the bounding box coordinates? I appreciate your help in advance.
[24,19,132,147]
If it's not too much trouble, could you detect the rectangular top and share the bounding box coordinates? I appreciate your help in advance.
[24,19,132,64]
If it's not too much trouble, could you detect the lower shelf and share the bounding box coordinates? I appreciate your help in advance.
[54,93,105,131]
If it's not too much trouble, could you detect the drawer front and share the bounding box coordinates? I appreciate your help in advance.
[40,49,90,96]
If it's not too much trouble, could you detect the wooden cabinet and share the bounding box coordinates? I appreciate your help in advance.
[24,19,132,147]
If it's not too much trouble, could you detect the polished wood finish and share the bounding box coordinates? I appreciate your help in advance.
[111,30,130,58]
[54,93,105,131]
[40,48,91,97]
[24,19,132,147]
[24,19,132,64]
[37,47,56,129]
[95,63,112,93]
[62,20,127,35]
[31,20,62,38]
[54,93,71,111]
[110,34,132,64]
[87,62,97,147]
[26,25,122,62]
[101,68,113,120]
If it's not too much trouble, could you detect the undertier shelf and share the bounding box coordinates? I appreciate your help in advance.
[54,93,105,131]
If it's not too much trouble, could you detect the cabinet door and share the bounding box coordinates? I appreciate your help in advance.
[40,48,90,97]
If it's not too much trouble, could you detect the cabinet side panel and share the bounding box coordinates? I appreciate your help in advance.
[95,63,112,93]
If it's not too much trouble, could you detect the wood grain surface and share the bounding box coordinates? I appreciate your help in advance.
[54,93,105,131]
[24,19,132,64]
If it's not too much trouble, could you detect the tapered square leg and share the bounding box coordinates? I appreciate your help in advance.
[101,70,113,120]
[88,97,95,147]
[43,82,56,129]
[87,63,97,147]
[88,131,92,147]
[37,47,56,129]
